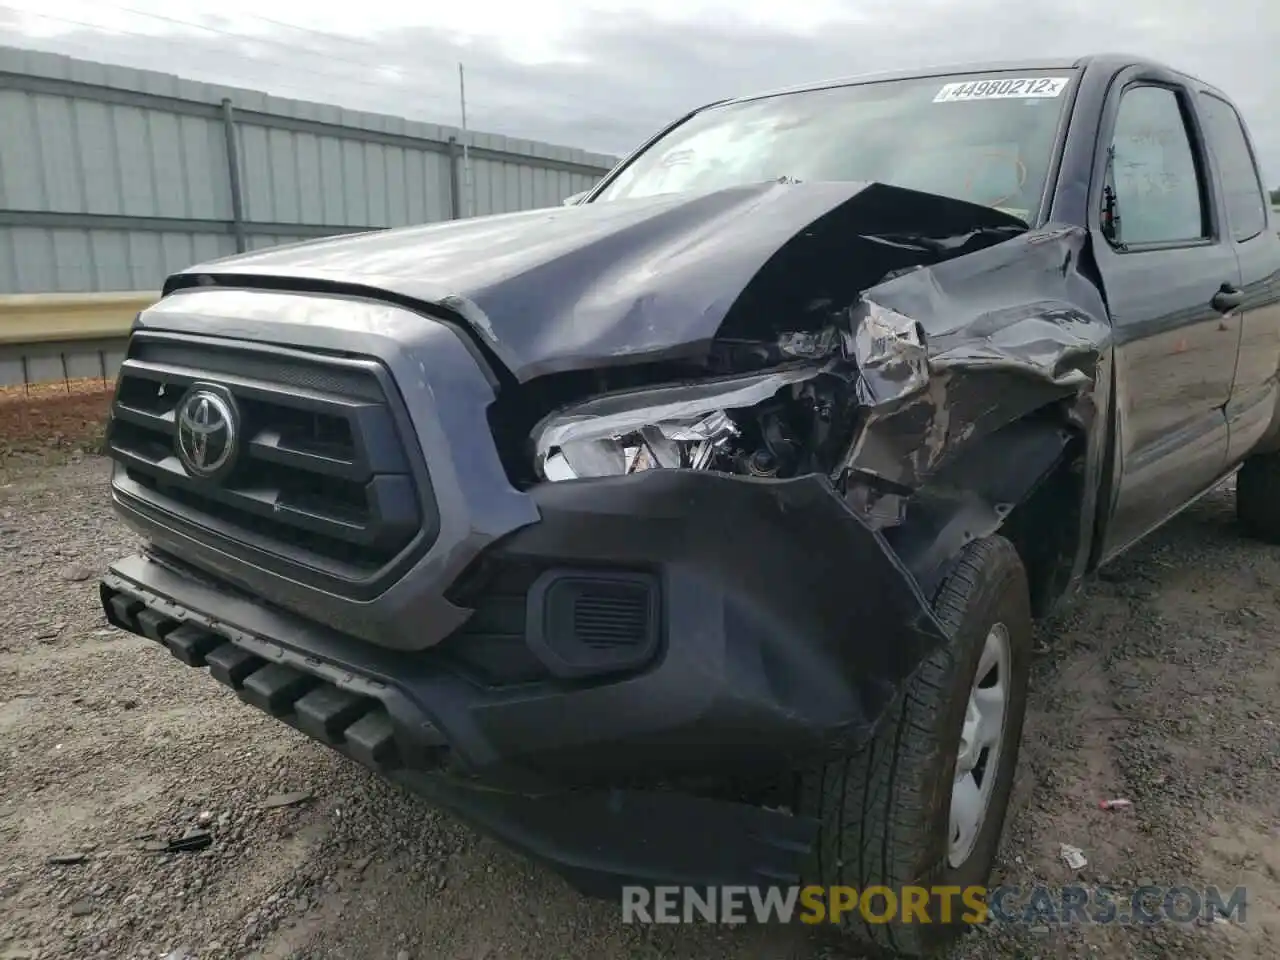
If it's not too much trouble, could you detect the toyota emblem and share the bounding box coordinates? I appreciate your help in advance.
[175,388,238,479]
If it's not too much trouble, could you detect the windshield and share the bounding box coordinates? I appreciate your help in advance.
[594,71,1077,223]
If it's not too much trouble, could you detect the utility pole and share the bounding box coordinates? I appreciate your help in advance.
[458,62,473,218]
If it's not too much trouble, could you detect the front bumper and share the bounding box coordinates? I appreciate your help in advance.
[101,470,946,891]
[105,287,949,891]
[105,566,822,895]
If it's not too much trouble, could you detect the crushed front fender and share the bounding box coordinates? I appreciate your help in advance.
[844,224,1112,493]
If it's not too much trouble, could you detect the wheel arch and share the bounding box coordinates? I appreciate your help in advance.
[886,405,1091,618]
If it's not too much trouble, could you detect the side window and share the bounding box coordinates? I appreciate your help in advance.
[1106,85,1207,246]
[1198,93,1268,242]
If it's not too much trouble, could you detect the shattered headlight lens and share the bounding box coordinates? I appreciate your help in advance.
[539,411,736,480]
[532,367,819,481]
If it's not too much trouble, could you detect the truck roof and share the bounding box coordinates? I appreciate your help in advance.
[711,53,1223,109]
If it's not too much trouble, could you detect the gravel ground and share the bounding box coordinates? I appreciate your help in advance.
[2,455,1278,960]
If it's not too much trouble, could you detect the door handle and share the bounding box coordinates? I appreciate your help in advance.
[1211,283,1244,314]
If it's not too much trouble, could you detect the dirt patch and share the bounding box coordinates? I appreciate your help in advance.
[0,461,1277,960]
[0,379,112,467]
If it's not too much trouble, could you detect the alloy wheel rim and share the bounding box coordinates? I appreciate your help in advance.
[948,622,1011,869]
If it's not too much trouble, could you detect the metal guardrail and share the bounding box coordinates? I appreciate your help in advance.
[0,292,154,345]
[0,291,155,388]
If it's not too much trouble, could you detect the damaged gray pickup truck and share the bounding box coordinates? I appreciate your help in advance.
[100,54,1280,955]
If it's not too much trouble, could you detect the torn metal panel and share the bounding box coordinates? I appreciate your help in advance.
[843,224,1111,494]
[848,300,929,405]
[883,418,1076,596]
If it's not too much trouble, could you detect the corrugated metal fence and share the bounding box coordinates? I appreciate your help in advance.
[0,44,618,295]
[0,45,617,387]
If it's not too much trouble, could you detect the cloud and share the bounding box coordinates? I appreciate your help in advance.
[4,0,1278,185]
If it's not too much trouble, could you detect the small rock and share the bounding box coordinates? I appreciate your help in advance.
[68,902,93,918]
[1060,844,1088,870]
[396,951,411,960]
[60,563,94,582]
[34,626,60,641]
[197,811,213,826]
[119,699,138,711]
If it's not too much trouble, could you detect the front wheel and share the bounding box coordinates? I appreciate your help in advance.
[798,535,1032,957]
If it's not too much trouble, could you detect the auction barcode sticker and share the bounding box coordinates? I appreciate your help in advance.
[934,77,1070,102]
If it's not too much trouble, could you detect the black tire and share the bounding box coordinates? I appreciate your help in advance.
[798,535,1032,957]
[1237,453,1280,543]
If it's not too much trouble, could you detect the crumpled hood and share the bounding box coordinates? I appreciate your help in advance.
[167,180,1026,381]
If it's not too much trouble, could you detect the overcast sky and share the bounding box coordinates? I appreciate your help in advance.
[2,0,1277,187]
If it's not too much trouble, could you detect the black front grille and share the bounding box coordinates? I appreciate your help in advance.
[106,332,436,596]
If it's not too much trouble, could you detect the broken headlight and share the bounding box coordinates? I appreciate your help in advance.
[532,367,821,481]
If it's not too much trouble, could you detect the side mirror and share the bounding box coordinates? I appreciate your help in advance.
[562,190,589,206]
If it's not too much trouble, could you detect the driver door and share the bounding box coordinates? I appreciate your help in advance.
[1091,75,1243,560]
